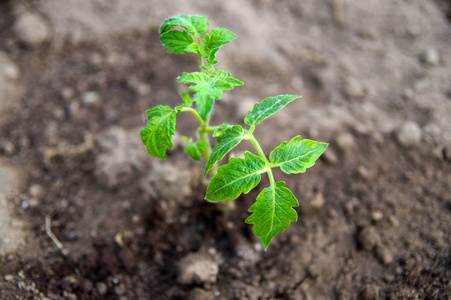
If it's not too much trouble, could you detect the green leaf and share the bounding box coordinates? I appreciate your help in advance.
[160,15,209,37]
[140,105,177,160]
[204,125,244,178]
[160,30,197,54]
[206,47,220,65]
[182,92,193,106]
[244,95,301,126]
[269,136,328,174]
[212,123,233,137]
[205,152,266,201]
[203,28,236,50]
[178,70,243,120]
[245,182,299,250]
[184,139,209,161]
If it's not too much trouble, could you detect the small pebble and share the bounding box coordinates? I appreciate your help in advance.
[61,87,75,101]
[336,133,355,151]
[114,283,126,295]
[344,76,367,101]
[13,12,53,48]
[310,192,325,209]
[375,245,394,265]
[396,121,421,147]
[29,184,44,198]
[421,48,440,66]
[178,253,219,285]
[0,140,15,155]
[82,91,101,106]
[322,148,338,164]
[96,282,108,295]
[370,210,383,222]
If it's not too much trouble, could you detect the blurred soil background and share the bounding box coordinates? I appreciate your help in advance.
[0,0,450,299]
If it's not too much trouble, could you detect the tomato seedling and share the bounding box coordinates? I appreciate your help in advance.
[141,15,328,250]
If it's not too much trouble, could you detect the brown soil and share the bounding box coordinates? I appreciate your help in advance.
[0,1,450,299]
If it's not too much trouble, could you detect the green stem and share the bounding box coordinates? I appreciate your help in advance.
[181,107,204,126]
[196,37,205,68]
[247,131,276,186]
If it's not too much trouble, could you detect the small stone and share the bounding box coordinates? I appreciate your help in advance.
[61,87,75,101]
[322,148,338,164]
[370,210,383,222]
[4,63,20,80]
[310,192,325,209]
[137,83,151,97]
[13,12,52,48]
[344,76,367,101]
[0,140,15,155]
[357,165,372,180]
[4,274,14,282]
[336,133,354,151]
[421,49,440,67]
[82,91,101,106]
[96,282,108,295]
[357,226,381,251]
[389,216,400,227]
[375,245,393,265]
[396,121,421,147]
[62,291,77,300]
[114,283,126,295]
[61,275,78,291]
[178,253,219,285]
[28,198,40,208]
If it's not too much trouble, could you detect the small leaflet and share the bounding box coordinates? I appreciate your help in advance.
[160,30,197,54]
[245,182,299,250]
[269,136,328,174]
[140,105,177,160]
[244,95,301,126]
[212,123,233,137]
[178,71,243,120]
[205,152,266,201]
[160,15,209,37]
[184,140,209,161]
[204,125,244,178]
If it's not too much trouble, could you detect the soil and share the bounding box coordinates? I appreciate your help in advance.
[0,0,450,299]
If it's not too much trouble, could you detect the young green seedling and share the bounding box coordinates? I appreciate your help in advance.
[140,15,328,250]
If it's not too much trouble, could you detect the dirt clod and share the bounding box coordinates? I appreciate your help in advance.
[13,12,53,48]
[396,121,422,147]
[357,226,381,251]
[178,253,219,285]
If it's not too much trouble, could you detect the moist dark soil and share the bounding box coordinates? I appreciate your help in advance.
[0,1,450,300]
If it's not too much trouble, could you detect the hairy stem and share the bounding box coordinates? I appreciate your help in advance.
[181,107,204,126]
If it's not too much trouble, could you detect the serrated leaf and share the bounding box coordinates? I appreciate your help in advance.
[203,28,237,50]
[204,125,244,178]
[245,182,299,250]
[205,152,266,201]
[212,123,233,137]
[182,92,193,106]
[178,71,243,120]
[184,140,209,161]
[140,105,176,160]
[160,15,209,37]
[244,95,301,126]
[160,30,197,54]
[269,136,328,174]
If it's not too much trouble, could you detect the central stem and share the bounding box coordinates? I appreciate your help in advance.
[247,131,276,186]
